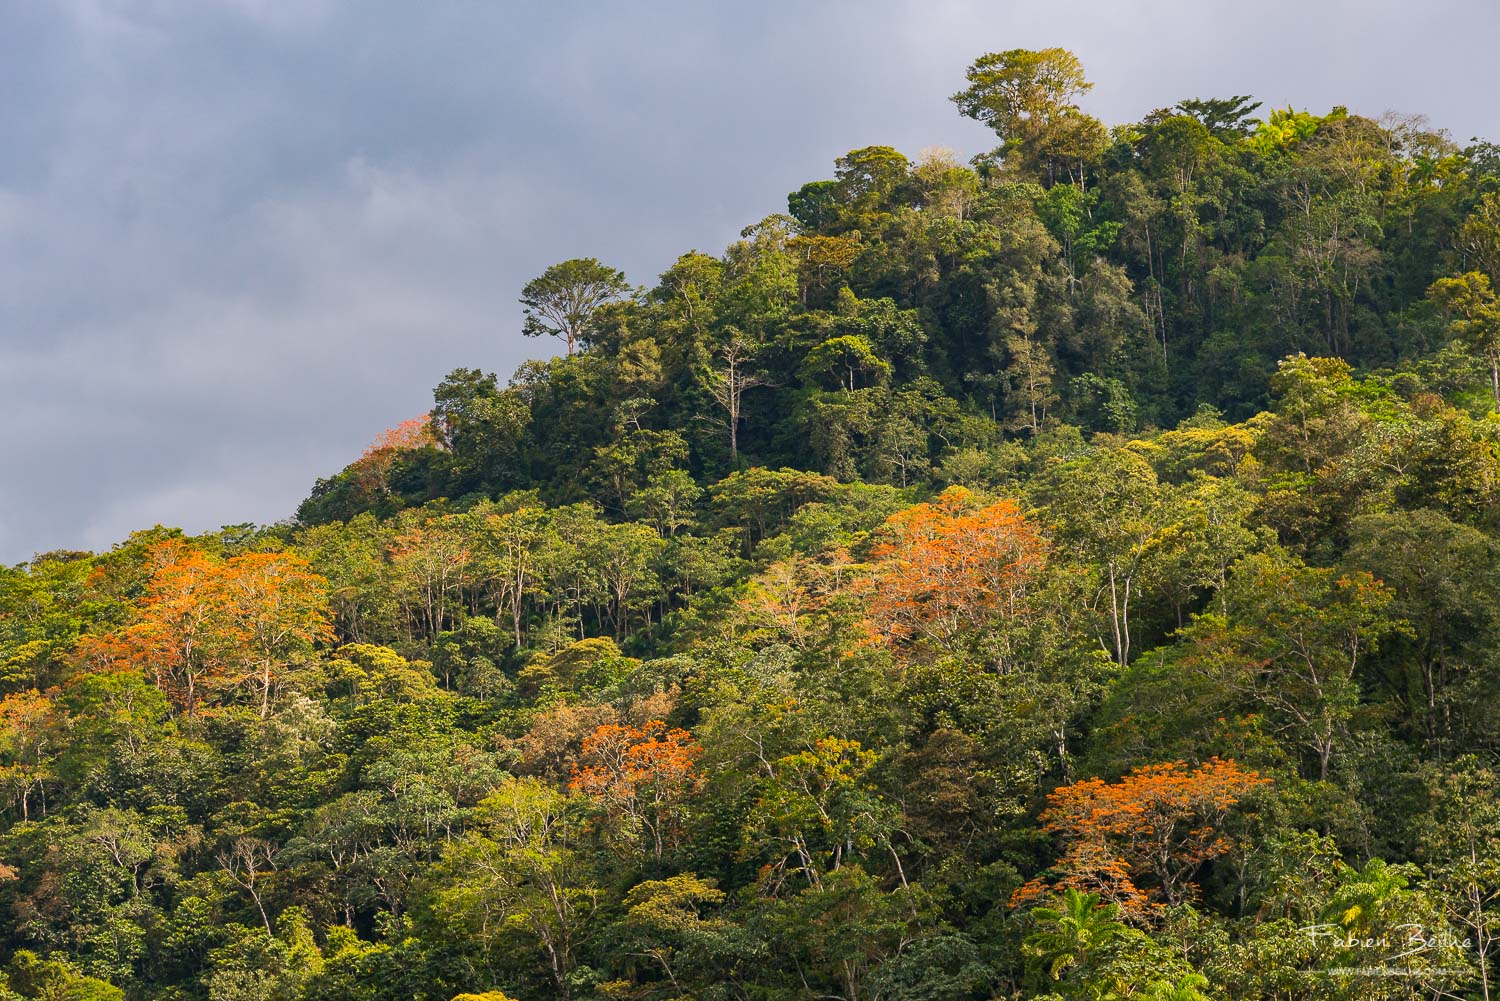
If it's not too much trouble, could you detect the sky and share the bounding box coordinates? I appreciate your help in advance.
[3,0,1498,563]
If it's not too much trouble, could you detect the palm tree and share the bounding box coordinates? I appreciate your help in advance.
[1321,857,1411,937]
[1023,887,1132,982]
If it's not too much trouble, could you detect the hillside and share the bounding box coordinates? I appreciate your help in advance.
[4,48,1500,1000]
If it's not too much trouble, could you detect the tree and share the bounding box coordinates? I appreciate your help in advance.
[911,145,981,220]
[431,368,531,488]
[388,521,472,639]
[742,738,898,893]
[1022,887,1133,983]
[0,690,54,820]
[1047,449,1170,667]
[1346,510,1500,752]
[833,146,911,212]
[788,179,844,231]
[952,48,1107,185]
[651,251,724,338]
[1175,95,1263,138]
[295,513,399,643]
[1429,271,1500,406]
[217,836,280,936]
[802,335,890,392]
[584,522,664,638]
[570,720,702,859]
[786,235,860,304]
[1456,190,1500,285]
[863,487,1047,663]
[1017,758,1269,917]
[1036,185,1123,290]
[709,466,840,549]
[5,951,124,1001]
[1151,476,1261,628]
[613,874,731,998]
[75,543,228,716]
[1217,550,1396,780]
[351,415,438,499]
[1417,760,1500,1001]
[476,506,551,647]
[429,778,599,998]
[627,470,702,538]
[76,544,332,717]
[744,866,935,1001]
[520,258,631,355]
[700,331,768,463]
[217,552,335,718]
[1003,334,1060,432]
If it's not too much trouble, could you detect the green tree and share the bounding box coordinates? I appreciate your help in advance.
[1023,888,1133,984]
[1417,760,1500,1000]
[1429,270,1500,406]
[952,48,1107,185]
[802,336,890,392]
[520,258,631,355]
[427,778,598,999]
[1046,448,1171,666]
[1217,550,1397,780]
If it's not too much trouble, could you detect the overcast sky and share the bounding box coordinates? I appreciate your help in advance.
[3,0,1498,562]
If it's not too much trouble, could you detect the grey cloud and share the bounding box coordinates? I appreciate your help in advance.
[3,0,1497,560]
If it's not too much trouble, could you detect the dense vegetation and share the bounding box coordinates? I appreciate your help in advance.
[6,48,1500,1001]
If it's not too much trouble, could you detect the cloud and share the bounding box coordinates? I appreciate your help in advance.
[0,158,557,558]
[1,0,1497,561]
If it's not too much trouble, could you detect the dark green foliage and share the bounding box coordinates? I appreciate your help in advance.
[9,48,1500,1001]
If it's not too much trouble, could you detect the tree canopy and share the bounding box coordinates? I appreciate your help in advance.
[6,46,1500,1001]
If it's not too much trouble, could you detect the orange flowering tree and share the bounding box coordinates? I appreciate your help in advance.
[217,552,336,716]
[352,414,438,498]
[864,487,1047,658]
[0,689,56,820]
[570,720,702,859]
[77,544,231,716]
[1017,758,1269,918]
[77,543,331,717]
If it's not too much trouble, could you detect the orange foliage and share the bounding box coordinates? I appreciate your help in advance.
[570,720,702,858]
[509,691,677,783]
[1016,758,1269,917]
[367,415,437,454]
[864,487,1047,651]
[0,689,56,820]
[353,414,438,496]
[76,544,332,717]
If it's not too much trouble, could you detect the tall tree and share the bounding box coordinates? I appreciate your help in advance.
[520,258,631,355]
[570,720,701,859]
[700,332,768,463]
[1047,449,1170,667]
[1017,759,1269,916]
[76,544,331,717]
[952,47,1107,185]
[430,778,599,998]
[863,487,1047,663]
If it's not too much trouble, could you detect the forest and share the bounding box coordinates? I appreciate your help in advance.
[6,46,1500,1000]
